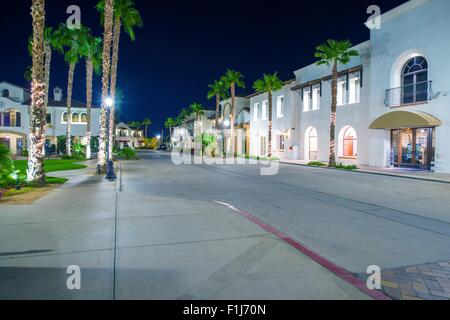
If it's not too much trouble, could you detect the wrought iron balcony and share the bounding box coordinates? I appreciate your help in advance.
[384,81,432,107]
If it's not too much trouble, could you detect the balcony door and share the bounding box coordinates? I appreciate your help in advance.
[402,56,428,104]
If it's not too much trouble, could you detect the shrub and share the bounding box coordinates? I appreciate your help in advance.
[116,147,137,160]
[334,163,358,170]
[0,144,18,188]
[307,161,327,167]
[21,149,29,158]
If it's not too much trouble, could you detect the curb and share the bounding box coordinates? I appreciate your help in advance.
[280,161,450,185]
[212,201,391,300]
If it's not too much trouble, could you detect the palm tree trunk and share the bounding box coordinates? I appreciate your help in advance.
[230,83,236,157]
[268,91,273,158]
[329,61,338,167]
[65,62,75,157]
[44,43,51,109]
[108,15,122,160]
[215,93,220,130]
[169,125,172,150]
[86,58,93,159]
[98,0,114,171]
[27,0,46,185]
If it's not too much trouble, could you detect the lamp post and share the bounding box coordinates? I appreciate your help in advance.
[104,97,117,181]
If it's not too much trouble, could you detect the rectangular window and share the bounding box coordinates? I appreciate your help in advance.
[312,84,321,110]
[253,103,259,121]
[303,88,310,112]
[260,136,267,156]
[337,75,347,106]
[348,71,361,104]
[276,96,284,118]
[278,135,285,151]
[46,113,52,125]
[262,101,268,120]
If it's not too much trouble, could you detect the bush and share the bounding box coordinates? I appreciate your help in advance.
[116,147,137,160]
[307,161,327,167]
[334,163,358,170]
[21,149,29,158]
[0,144,19,188]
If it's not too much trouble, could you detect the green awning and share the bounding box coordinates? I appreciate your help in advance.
[369,111,441,129]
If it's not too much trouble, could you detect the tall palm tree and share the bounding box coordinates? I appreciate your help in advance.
[80,28,102,159]
[27,26,55,114]
[27,0,47,185]
[53,23,86,157]
[142,118,151,138]
[207,79,228,130]
[97,0,114,171]
[315,39,359,167]
[97,0,143,160]
[221,69,245,156]
[164,117,177,150]
[253,72,284,158]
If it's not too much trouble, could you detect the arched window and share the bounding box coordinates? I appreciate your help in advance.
[402,56,428,104]
[72,113,79,123]
[2,89,9,98]
[342,126,357,158]
[80,113,88,123]
[62,112,68,123]
[305,127,318,161]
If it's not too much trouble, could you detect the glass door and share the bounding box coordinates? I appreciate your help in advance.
[391,128,433,170]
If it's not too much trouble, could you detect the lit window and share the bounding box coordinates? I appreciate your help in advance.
[277,96,284,118]
[254,103,259,121]
[62,112,68,123]
[80,113,88,123]
[343,126,357,157]
[262,101,268,120]
[72,113,79,123]
[303,88,310,112]
[312,84,321,110]
[348,72,361,104]
[337,75,347,106]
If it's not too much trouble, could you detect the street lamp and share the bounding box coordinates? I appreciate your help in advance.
[104,96,116,181]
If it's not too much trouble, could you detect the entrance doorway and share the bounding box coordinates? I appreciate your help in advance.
[391,128,435,170]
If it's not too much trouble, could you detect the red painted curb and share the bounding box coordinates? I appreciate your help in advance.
[212,201,391,301]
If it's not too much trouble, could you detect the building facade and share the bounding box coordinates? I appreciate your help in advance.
[247,0,450,173]
[0,81,101,157]
[115,122,145,149]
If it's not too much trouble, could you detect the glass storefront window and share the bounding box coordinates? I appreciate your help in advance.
[391,128,434,170]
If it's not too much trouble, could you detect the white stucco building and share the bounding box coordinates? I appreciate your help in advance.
[0,81,101,157]
[246,0,450,173]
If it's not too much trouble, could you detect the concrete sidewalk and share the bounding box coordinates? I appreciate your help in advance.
[280,159,450,183]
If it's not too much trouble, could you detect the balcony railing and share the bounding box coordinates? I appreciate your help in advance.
[384,81,432,107]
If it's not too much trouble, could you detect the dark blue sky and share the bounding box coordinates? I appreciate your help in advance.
[1,0,407,136]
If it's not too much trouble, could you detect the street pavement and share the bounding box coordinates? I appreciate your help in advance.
[1,151,450,299]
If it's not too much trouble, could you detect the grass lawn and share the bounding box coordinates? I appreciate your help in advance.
[13,159,87,175]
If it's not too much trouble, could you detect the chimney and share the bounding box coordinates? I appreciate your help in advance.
[54,87,63,102]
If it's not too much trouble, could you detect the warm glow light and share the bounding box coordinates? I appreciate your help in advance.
[156,135,161,140]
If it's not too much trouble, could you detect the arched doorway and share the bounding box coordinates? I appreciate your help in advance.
[305,127,318,161]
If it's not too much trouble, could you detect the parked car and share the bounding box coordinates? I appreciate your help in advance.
[158,144,168,151]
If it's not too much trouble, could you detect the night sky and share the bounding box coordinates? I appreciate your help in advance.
[1,0,408,136]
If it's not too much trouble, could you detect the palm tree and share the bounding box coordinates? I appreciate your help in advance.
[27,26,55,113]
[97,0,143,160]
[177,108,191,141]
[142,118,151,138]
[315,39,359,167]
[97,0,114,171]
[164,117,177,150]
[27,0,46,185]
[53,23,86,157]
[80,28,102,159]
[207,79,228,130]
[253,73,284,158]
[190,103,205,139]
[221,69,245,156]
